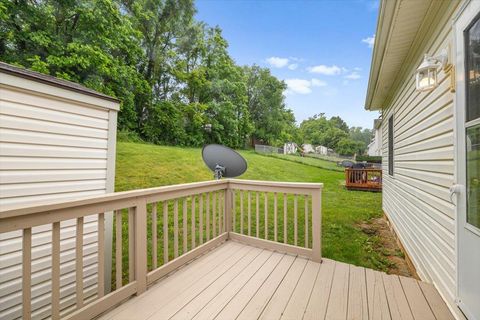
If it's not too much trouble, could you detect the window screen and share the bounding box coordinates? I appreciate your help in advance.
[388,116,394,176]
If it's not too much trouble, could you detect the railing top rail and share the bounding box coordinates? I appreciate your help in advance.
[228,179,323,189]
[0,179,228,219]
[0,179,323,219]
[345,168,382,171]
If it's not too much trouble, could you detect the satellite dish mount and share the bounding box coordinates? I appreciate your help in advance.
[202,144,247,180]
[214,164,225,180]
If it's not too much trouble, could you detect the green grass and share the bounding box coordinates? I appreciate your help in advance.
[114,141,386,284]
[258,152,343,172]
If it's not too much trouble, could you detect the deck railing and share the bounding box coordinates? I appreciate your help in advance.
[345,168,382,191]
[0,179,322,320]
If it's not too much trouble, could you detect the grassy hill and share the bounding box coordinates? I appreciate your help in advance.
[116,141,388,271]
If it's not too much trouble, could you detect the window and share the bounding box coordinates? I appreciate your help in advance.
[465,13,480,122]
[388,116,394,176]
[465,15,480,228]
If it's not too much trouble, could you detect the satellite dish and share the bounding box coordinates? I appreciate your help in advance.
[202,144,247,180]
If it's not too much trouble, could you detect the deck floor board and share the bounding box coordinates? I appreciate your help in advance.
[100,240,454,320]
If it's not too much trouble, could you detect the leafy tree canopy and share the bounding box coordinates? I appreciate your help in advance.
[1,0,371,151]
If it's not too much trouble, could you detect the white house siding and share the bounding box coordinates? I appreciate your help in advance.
[0,73,117,319]
[380,6,459,312]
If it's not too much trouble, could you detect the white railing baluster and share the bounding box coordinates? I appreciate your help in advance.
[264,193,268,240]
[274,193,278,242]
[199,194,204,244]
[305,196,309,248]
[312,189,322,262]
[174,200,179,258]
[206,193,210,241]
[256,192,260,238]
[98,213,105,298]
[152,204,157,268]
[191,195,196,249]
[283,193,287,244]
[212,192,217,237]
[22,228,31,320]
[248,191,251,236]
[240,191,244,234]
[294,195,298,246]
[163,201,168,263]
[128,208,134,282]
[222,191,225,232]
[183,198,188,253]
[115,210,123,289]
[52,221,60,320]
[135,200,147,295]
[218,191,222,233]
[232,190,236,233]
[76,217,84,307]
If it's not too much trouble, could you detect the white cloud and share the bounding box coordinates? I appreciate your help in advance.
[266,57,301,70]
[308,65,342,75]
[285,79,312,94]
[266,56,289,68]
[345,72,361,80]
[362,35,375,48]
[311,78,327,87]
[288,63,298,70]
[285,78,327,94]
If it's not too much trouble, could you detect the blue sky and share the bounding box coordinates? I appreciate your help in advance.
[195,0,380,129]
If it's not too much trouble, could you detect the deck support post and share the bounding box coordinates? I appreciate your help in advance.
[134,199,147,295]
[311,187,322,262]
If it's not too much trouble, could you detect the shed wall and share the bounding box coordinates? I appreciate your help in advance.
[0,77,117,319]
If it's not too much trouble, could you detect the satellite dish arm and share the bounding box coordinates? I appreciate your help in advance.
[214,164,225,180]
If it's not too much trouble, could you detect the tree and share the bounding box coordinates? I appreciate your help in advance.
[1,0,298,149]
[0,0,149,130]
[243,65,295,146]
[336,138,364,156]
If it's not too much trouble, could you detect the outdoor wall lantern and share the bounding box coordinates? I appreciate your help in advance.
[415,48,455,92]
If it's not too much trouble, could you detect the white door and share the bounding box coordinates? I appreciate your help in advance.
[455,2,480,319]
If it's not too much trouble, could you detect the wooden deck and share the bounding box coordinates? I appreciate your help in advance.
[345,168,382,192]
[99,240,453,320]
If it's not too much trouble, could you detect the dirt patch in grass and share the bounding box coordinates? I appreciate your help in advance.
[358,217,415,277]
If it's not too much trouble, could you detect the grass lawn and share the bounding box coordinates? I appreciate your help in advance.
[257,152,343,172]
[114,141,387,282]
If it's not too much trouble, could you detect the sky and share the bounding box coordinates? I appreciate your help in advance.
[195,0,380,129]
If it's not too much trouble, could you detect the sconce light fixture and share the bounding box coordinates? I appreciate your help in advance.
[415,48,454,92]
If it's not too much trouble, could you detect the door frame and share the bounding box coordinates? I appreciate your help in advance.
[454,1,480,319]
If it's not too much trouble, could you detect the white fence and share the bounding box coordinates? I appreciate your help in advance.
[254,144,282,154]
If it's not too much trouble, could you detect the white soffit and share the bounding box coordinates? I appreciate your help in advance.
[365,0,433,111]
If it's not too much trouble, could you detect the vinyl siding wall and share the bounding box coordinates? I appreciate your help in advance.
[380,6,458,312]
[0,80,117,319]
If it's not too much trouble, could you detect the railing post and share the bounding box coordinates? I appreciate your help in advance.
[225,183,232,237]
[134,197,147,295]
[311,187,322,262]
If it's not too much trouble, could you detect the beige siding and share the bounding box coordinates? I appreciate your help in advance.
[0,82,116,319]
[380,9,458,311]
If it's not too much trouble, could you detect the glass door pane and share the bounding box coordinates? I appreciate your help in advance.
[466,15,480,122]
[466,124,480,228]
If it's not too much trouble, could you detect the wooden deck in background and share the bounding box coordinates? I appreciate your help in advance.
[99,241,453,320]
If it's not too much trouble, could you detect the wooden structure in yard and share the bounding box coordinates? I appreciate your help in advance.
[345,168,382,192]
[0,62,119,320]
[0,178,454,319]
